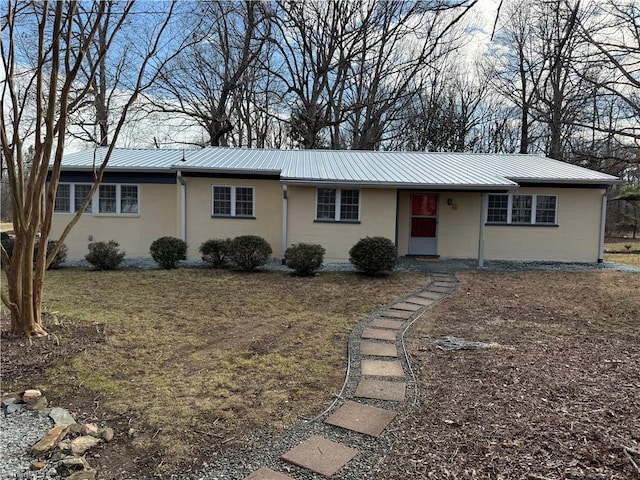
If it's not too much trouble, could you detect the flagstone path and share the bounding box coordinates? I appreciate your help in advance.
[244,272,458,479]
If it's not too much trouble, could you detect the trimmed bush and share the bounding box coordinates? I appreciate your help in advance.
[199,238,231,268]
[349,236,397,275]
[85,240,125,270]
[35,240,68,269]
[285,243,325,276]
[227,235,272,271]
[150,236,187,269]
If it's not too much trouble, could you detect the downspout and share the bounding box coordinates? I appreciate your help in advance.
[598,193,607,263]
[177,171,186,242]
[478,192,487,268]
[282,185,288,263]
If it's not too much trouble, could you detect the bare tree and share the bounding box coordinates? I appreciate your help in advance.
[345,1,476,150]
[148,1,271,147]
[573,0,639,145]
[1,0,175,337]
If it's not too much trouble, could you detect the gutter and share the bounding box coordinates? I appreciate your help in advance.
[177,171,186,242]
[282,185,288,261]
[598,193,607,263]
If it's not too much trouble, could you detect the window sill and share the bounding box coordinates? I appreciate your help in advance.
[485,223,559,227]
[54,212,140,217]
[211,215,256,220]
[314,219,361,224]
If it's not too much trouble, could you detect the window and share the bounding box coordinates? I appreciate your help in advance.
[120,185,139,214]
[54,184,71,212]
[99,185,117,213]
[315,188,360,222]
[212,186,254,217]
[74,184,93,212]
[535,195,557,224]
[487,194,557,225]
[52,183,138,215]
[487,194,507,223]
[511,195,532,224]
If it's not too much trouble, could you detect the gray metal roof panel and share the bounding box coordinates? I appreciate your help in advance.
[57,147,189,170]
[58,147,619,186]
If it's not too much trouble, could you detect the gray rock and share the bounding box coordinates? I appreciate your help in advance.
[6,403,24,414]
[49,407,76,426]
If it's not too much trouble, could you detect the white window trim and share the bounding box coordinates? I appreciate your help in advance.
[314,188,361,222]
[487,193,557,225]
[54,183,139,215]
[211,185,255,218]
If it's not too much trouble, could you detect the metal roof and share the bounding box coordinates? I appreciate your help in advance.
[56,147,191,170]
[58,147,619,187]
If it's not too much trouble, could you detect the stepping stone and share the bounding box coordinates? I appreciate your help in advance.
[416,291,443,300]
[405,296,435,307]
[429,285,456,293]
[362,328,396,341]
[355,379,406,402]
[281,435,358,477]
[380,309,413,320]
[360,342,398,357]
[392,302,422,312]
[361,359,404,377]
[371,318,404,330]
[325,401,397,437]
[431,276,452,282]
[245,467,293,480]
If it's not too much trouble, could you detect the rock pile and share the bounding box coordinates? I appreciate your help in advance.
[1,388,114,480]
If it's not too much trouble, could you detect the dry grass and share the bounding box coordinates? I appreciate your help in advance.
[3,268,428,477]
[606,253,640,268]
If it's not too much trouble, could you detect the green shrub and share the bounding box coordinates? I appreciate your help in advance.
[349,236,397,275]
[85,240,125,270]
[227,235,272,271]
[285,243,325,276]
[35,240,68,269]
[150,236,187,269]
[199,238,231,268]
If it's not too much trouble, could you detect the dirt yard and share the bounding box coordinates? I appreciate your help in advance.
[379,271,640,479]
[2,269,639,479]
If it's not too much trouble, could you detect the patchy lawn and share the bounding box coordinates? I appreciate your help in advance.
[379,271,640,480]
[1,268,428,478]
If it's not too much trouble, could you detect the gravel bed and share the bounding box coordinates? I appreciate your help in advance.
[59,256,640,273]
[0,409,54,480]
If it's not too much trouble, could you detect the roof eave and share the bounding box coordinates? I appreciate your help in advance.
[281,179,518,190]
[509,177,620,185]
[173,166,282,176]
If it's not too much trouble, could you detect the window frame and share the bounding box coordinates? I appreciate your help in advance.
[314,188,361,223]
[486,193,558,226]
[53,183,139,215]
[211,185,255,218]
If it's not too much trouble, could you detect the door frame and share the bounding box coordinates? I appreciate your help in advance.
[408,192,439,256]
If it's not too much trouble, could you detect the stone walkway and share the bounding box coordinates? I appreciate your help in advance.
[244,272,458,479]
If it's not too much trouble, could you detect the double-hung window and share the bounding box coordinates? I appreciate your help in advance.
[315,188,360,222]
[487,194,557,225]
[54,183,138,215]
[212,186,255,218]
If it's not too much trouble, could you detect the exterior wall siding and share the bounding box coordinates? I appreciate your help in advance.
[286,186,397,262]
[50,183,179,259]
[484,187,605,262]
[184,177,283,260]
